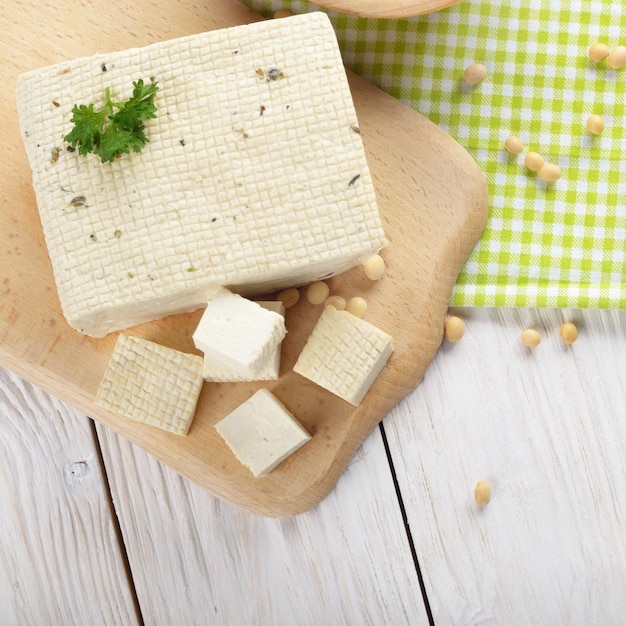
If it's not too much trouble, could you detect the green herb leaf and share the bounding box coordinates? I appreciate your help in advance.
[64,103,108,155]
[110,79,159,131]
[64,79,158,163]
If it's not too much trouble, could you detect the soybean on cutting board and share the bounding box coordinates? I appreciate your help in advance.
[1,0,488,516]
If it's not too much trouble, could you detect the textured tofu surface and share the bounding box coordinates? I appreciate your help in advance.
[293,305,393,406]
[192,288,286,378]
[202,300,285,382]
[16,12,386,337]
[215,389,311,477]
[95,334,204,435]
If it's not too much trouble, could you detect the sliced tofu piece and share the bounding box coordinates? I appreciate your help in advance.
[16,12,386,337]
[95,334,204,435]
[293,305,393,406]
[201,300,286,382]
[193,288,286,379]
[215,388,311,477]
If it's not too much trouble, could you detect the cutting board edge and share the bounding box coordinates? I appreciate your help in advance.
[313,0,464,19]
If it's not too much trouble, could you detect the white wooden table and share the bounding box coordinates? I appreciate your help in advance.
[2,306,625,625]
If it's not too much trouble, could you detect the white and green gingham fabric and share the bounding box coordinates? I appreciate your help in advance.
[242,0,626,309]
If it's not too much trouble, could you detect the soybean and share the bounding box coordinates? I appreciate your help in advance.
[586,114,605,135]
[607,46,626,70]
[463,62,487,85]
[363,254,386,280]
[505,135,524,154]
[560,322,578,345]
[306,281,330,305]
[474,481,491,506]
[324,295,346,311]
[524,152,545,172]
[345,296,367,318]
[521,328,541,348]
[444,316,465,342]
[277,287,300,308]
[589,43,610,62]
[538,163,561,182]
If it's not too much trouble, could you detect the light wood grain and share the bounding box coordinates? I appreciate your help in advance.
[313,0,463,18]
[384,308,626,624]
[0,368,139,626]
[1,0,488,516]
[4,308,626,622]
[95,419,429,625]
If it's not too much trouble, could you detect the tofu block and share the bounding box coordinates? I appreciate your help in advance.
[202,300,286,382]
[193,288,286,379]
[215,389,311,477]
[16,12,387,337]
[95,334,204,435]
[293,305,393,406]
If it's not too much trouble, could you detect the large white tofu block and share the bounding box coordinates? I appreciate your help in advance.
[293,305,393,406]
[202,300,286,382]
[193,288,286,379]
[95,334,204,435]
[16,12,387,337]
[215,389,311,477]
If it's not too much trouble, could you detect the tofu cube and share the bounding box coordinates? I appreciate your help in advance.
[215,389,311,477]
[293,305,393,406]
[193,288,286,379]
[95,334,204,435]
[202,301,286,382]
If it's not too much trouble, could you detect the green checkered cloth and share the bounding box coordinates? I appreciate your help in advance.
[242,0,626,309]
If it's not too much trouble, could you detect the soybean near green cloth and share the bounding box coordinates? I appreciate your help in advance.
[244,0,626,309]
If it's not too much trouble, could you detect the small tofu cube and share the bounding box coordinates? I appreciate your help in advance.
[215,389,311,477]
[95,334,204,435]
[193,289,286,379]
[293,305,393,405]
[202,301,286,382]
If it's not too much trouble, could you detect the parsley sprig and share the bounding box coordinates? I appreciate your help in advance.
[64,79,159,163]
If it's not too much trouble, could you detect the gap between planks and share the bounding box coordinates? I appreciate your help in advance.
[93,417,431,624]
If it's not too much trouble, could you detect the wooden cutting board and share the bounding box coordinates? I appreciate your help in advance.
[314,0,463,18]
[1,0,488,516]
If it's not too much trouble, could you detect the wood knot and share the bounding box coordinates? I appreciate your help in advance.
[64,461,90,484]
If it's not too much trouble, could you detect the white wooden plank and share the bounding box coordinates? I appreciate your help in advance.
[95,420,429,625]
[384,308,626,625]
[0,368,139,626]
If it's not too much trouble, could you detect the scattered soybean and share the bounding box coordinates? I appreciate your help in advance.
[474,481,491,506]
[607,45,626,69]
[306,281,330,305]
[463,62,488,85]
[345,296,368,318]
[524,152,545,172]
[521,328,541,348]
[277,287,300,308]
[586,113,605,135]
[589,43,610,62]
[505,135,524,154]
[363,254,386,280]
[560,321,578,345]
[538,162,562,182]
[324,295,347,310]
[444,316,465,342]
